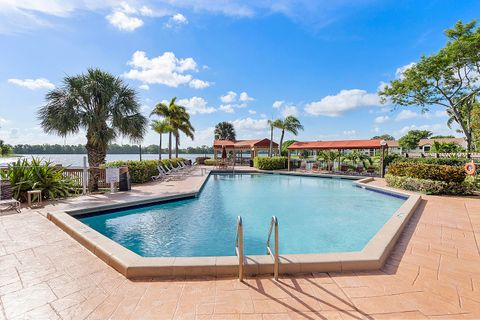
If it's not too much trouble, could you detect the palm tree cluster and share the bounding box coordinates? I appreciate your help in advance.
[151,97,195,159]
[268,116,304,156]
[39,68,147,191]
[214,122,236,141]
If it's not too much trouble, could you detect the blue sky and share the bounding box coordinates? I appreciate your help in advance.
[0,0,479,147]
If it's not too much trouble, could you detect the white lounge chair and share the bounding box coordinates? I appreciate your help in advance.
[0,199,21,213]
[151,166,167,181]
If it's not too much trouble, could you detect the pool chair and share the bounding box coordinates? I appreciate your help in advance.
[0,181,21,213]
[151,166,167,181]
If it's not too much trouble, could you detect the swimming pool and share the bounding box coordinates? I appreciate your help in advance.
[79,173,405,257]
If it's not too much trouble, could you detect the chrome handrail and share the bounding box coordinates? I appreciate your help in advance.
[235,216,244,281]
[266,216,279,280]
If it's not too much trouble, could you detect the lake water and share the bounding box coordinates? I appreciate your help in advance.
[0,153,214,167]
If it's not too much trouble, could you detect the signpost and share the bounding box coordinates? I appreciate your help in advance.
[106,167,120,193]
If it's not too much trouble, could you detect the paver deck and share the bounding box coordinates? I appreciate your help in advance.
[1,169,479,319]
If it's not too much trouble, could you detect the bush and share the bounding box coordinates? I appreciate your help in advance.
[387,162,466,183]
[204,159,219,166]
[385,174,475,195]
[0,158,77,202]
[253,156,287,170]
[106,158,185,183]
[195,157,210,165]
[396,157,476,167]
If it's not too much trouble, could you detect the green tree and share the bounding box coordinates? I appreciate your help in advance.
[281,140,297,156]
[371,134,395,141]
[267,119,282,157]
[430,135,455,139]
[430,141,464,153]
[38,68,147,191]
[398,130,432,151]
[214,122,236,140]
[0,140,13,156]
[473,101,480,150]
[151,97,195,159]
[379,20,480,151]
[150,119,172,159]
[272,116,304,155]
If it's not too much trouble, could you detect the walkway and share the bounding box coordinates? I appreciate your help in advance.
[0,171,479,319]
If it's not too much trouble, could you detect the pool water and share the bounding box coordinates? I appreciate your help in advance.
[79,173,405,257]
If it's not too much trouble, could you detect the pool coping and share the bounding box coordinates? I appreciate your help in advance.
[47,172,421,279]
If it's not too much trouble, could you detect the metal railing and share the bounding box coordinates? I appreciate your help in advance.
[235,216,244,281]
[266,216,279,280]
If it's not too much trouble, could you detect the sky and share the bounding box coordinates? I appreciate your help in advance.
[0,0,479,148]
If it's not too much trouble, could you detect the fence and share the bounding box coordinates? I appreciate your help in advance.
[61,167,114,189]
[403,152,480,159]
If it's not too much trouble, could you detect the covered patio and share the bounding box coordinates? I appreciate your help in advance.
[287,139,388,176]
[213,138,279,165]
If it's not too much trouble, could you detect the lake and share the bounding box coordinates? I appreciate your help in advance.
[0,154,214,167]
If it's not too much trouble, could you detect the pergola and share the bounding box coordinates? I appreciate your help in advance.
[213,139,279,162]
[287,139,388,176]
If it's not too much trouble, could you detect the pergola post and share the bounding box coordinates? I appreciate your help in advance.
[214,149,217,159]
[380,145,386,178]
[287,150,291,171]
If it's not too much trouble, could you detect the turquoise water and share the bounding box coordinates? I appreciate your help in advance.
[79,174,405,257]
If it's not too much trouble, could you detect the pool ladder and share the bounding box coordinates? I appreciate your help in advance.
[235,215,279,281]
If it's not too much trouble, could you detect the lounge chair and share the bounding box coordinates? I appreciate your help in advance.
[0,181,21,213]
[0,199,21,213]
[151,166,167,181]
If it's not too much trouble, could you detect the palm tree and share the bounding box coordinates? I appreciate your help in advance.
[151,97,195,158]
[38,68,147,191]
[317,150,340,171]
[273,116,304,155]
[150,119,171,159]
[268,119,282,157]
[214,122,236,140]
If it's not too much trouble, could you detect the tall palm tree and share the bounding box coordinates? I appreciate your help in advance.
[214,122,236,140]
[318,150,340,171]
[38,68,147,191]
[273,116,304,155]
[150,119,171,159]
[268,119,282,157]
[151,97,195,158]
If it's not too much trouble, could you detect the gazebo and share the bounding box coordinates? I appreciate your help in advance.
[213,138,279,164]
[287,139,388,176]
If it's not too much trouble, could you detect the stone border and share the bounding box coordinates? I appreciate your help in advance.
[48,173,421,279]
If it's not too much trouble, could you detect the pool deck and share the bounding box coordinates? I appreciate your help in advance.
[1,167,480,319]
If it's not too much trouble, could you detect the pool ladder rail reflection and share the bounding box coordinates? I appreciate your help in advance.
[235,215,279,281]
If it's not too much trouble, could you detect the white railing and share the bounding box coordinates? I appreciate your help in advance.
[266,216,279,280]
[235,216,244,281]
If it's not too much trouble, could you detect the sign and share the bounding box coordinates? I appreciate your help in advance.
[106,167,120,183]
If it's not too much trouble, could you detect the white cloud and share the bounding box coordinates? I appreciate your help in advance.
[398,123,457,136]
[189,79,211,89]
[305,89,381,117]
[395,110,418,121]
[106,11,144,31]
[248,110,257,115]
[272,100,284,109]
[165,13,188,28]
[239,91,254,102]
[123,51,208,88]
[176,97,216,115]
[343,130,357,137]
[372,126,380,133]
[220,91,237,103]
[219,105,235,113]
[282,105,299,117]
[8,78,55,90]
[231,118,269,131]
[395,62,416,79]
[374,115,389,124]
[139,84,150,90]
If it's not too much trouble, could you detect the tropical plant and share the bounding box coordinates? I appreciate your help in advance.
[0,158,77,201]
[430,141,464,153]
[379,20,480,151]
[150,119,172,159]
[342,150,373,168]
[214,122,236,140]
[0,140,13,156]
[281,140,297,156]
[398,130,432,151]
[267,119,282,157]
[317,150,340,170]
[38,68,147,191]
[151,97,195,159]
[272,116,304,155]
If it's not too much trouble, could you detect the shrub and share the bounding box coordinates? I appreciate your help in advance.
[387,162,466,183]
[204,159,220,166]
[106,158,185,183]
[253,156,287,170]
[195,157,210,165]
[396,157,476,167]
[385,174,475,195]
[0,158,77,202]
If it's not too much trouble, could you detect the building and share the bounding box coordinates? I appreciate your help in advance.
[387,138,466,153]
[212,138,279,160]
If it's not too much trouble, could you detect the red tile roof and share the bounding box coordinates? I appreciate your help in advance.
[213,138,278,149]
[288,139,387,150]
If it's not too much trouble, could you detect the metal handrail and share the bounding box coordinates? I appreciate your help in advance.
[235,216,244,281]
[266,216,279,280]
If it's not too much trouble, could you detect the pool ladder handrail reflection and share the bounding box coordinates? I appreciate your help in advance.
[266,216,279,280]
[235,216,244,281]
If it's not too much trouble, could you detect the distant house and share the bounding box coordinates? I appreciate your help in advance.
[387,138,466,153]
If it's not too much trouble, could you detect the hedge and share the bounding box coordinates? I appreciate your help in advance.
[253,156,287,170]
[106,158,185,183]
[395,157,476,167]
[385,174,475,195]
[387,162,466,183]
[195,157,210,165]
[204,159,220,166]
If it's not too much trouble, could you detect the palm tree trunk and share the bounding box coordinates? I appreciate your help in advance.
[159,134,162,160]
[168,132,172,159]
[85,141,106,192]
[279,129,285,155]
[269,126,273,157]
[175,134,179,158]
